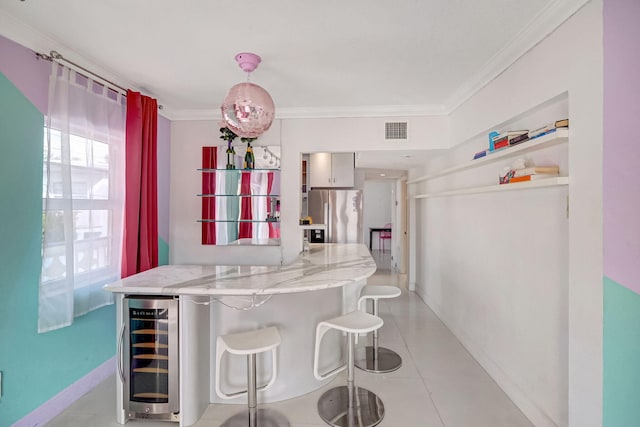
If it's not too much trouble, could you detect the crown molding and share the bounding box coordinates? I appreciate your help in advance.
[160,108,218,121]
[276,104,448,119]
[166,104,448,121]
[444,0,590,114]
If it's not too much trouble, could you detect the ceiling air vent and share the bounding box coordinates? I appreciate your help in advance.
[385,122,407,140]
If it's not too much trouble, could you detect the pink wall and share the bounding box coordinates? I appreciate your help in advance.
[0,35,49,113]
[157,115,171,243]
[603,0,640,293]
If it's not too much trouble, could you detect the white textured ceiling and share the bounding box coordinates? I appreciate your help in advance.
[0,0,584,170]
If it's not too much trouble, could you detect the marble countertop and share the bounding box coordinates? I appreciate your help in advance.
[104,243,376,296]
[299,224,326,229]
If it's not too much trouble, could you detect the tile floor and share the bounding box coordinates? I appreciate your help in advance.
[46,250,533,427]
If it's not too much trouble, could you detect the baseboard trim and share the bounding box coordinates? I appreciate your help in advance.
[415,288,559,427]
[12,356,116,427]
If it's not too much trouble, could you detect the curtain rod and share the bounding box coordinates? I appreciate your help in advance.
[35,50,164,110]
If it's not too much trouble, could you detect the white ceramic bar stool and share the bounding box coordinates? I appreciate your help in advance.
[215,326,290,427]
[355,285,403,373]
[313,311,385,427]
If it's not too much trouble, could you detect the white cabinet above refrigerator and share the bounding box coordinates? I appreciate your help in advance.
[309,152,354,188]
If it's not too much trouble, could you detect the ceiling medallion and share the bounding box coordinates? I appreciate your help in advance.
[221,53,275,139]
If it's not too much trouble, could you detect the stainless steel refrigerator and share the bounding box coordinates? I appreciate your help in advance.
[308,189,363,243]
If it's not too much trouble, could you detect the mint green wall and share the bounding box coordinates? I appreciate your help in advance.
[0,73,116,427]
[159,236,170,266]
[603,277,640,426]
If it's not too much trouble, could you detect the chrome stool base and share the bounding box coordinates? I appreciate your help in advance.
[317,385,384,427]
[221,407,290,427]
[355,346,402,373]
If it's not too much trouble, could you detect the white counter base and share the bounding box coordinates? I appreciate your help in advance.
[179,283,365,425]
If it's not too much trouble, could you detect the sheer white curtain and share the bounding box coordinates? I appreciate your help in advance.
[39,63,126,332]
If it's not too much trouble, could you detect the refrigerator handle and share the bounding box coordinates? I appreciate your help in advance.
[324,202,330,243]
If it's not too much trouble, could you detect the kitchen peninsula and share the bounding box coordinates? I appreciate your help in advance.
[104,243,376,426]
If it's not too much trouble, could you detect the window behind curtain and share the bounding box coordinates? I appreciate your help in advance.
[39,63,126,332]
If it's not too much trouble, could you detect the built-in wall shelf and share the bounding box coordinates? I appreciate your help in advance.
[411,176,569,199]
[407,128,569,184]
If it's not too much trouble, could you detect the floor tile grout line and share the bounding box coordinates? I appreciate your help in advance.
[388,289,448,427]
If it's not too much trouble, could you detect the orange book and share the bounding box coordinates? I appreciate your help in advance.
[510,174,559,183]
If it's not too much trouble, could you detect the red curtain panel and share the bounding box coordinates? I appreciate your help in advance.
[122,90,158,278]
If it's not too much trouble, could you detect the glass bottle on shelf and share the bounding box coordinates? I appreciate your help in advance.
[244,142,255,169]
[226,142,236,170]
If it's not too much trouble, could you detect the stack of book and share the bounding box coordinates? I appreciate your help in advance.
[529,119,569,140]
[492,130,528,151]
[508,166,559,183]
[475,119,569,161]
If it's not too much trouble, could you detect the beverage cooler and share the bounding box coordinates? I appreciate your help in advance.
[119,296,180,422]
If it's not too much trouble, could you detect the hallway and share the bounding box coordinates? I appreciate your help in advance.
[46,250,532,427]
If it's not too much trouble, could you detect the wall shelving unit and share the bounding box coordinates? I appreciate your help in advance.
[199,168,280,245]
[413,176,569,199]
[197,168,280,224]
[409,128,569,199]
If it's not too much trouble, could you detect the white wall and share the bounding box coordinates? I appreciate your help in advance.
[363,180,393,250]
[396,179,408,274]
[281,116,448,263]
[409,2,602,426]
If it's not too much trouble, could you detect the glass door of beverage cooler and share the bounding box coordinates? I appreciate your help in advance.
[123,296,179,420]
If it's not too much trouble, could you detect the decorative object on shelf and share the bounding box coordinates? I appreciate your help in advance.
[220,126,238,169]
[499,158,526,184]
[219,125,259,170]
[219,126,238,143]
[499,167,516,184]
[221,53,275,139]
[225,145,236,170]
[244,142,256,169]
[263,146,280,168]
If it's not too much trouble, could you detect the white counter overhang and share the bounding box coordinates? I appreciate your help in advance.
[104,243,375,296]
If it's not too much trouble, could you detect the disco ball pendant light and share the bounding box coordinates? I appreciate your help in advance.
[221,53,275,139]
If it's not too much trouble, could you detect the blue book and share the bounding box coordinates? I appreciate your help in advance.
[473,150,487,159]
[530,128,557,140]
